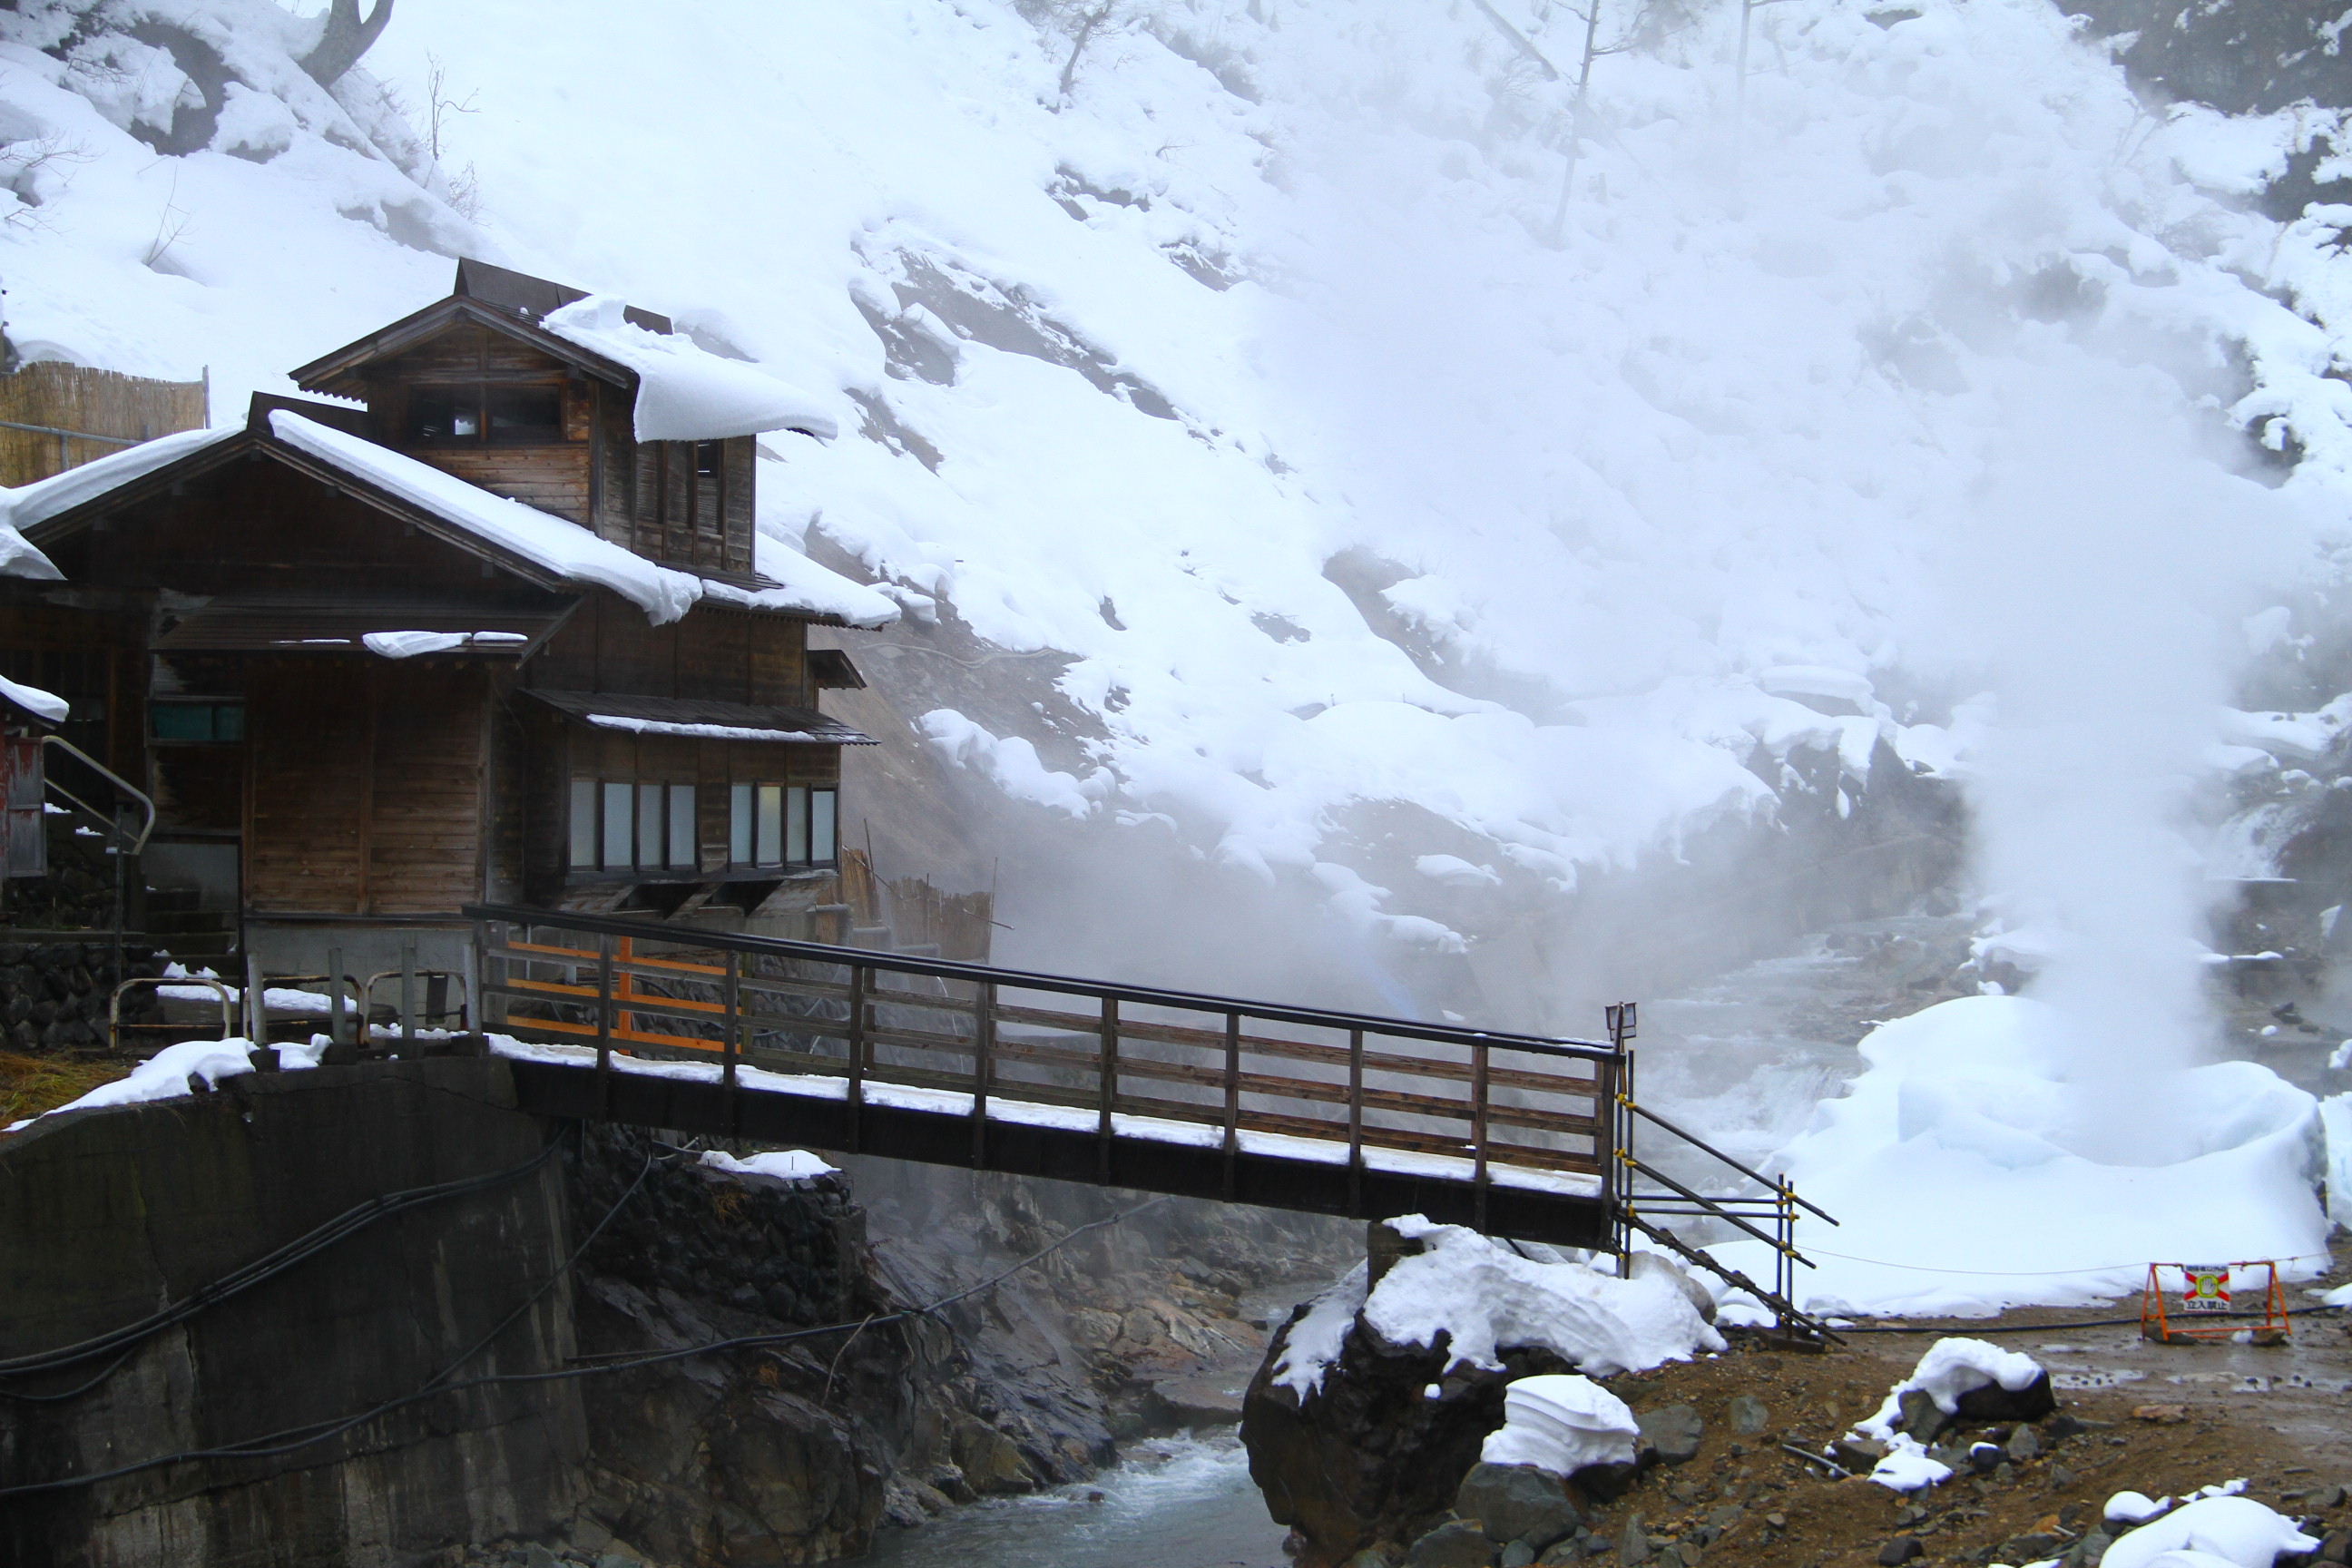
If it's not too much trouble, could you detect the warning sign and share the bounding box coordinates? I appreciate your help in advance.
[2179,1266,2230,1315]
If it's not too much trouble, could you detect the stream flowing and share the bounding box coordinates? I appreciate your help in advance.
[859,1433,1287,1568]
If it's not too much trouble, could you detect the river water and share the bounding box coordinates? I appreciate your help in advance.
[861,1433,1286,1568]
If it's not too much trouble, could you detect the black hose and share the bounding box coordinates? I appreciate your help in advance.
[0,1181,1167,1497]
[1830,1304,2339,1335]
[0,1131,568,1396]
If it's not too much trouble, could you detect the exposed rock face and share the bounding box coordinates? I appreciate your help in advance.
[562,1124,943,1564]
[1240,1295,1576,1566]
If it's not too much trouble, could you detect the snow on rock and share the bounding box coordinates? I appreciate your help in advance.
[2109,1492,2175,1526]
[542,296,840,443]
[5,1035,328,1130]
[700,1148,839,1183]
[1867,1435,1955,1494]
[1275,1218,1723,1398]
[923,710,1103,818]
[1477,1374,1640,1475]
[0,672,66,724]
[2098,1496,2318,1568]
[2322,1093,2352,1230]
[1708,997,2330,1316]
[1857,1338,2047,1438]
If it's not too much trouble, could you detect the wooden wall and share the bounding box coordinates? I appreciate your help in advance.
[246,662,485,916]
[363,323,593,524]
[529,593,808,708]
[619,435,755,577]
[0,363,206,486]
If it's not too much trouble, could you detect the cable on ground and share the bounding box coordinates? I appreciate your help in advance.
[0,1131,569,1400]
[0,1180,1168,1497]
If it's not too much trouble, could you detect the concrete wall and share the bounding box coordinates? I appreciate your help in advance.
[0,1058,584,1567]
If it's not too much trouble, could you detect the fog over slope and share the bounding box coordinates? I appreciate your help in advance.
[5,0,2347,1032]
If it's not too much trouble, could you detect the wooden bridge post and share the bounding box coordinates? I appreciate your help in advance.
[721,951,741,1138]
[1472,1040,1491,1232]
[1222,1012,1240,1200]
[972,979,996,1168]
[1097,995,1118,1185]
[1347,1027,1365,1218]
[594,932,614,1118]
[845,963,867,1153]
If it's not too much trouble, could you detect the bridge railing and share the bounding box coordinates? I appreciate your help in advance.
[465,904,1618,1225]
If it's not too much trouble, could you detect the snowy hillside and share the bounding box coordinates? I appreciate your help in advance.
[6,0,2352,1307]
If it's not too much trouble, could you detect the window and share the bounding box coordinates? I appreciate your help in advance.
[666,784,696,869]
[152,701,245,743]
[407,385,567,446]
[572,779,701,873]
[487,387,563,442]
[693,440,722,477]
[728,784,838,869]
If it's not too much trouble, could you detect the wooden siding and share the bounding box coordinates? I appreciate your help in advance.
[405,443,590,524]
[247,663,372,914]
[617,436,754,576]
[245,662,485,916]
[529,593,810,708]
[368,665,485,914]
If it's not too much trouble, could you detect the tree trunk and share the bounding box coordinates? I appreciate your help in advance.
[301,0,396,88]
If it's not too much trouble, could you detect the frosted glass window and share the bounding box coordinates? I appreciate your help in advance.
[568,779,597,867]
[811,789,837,865]
[756,785,782,867]
[636,785,663,871]
[601,782,632,869]
[730,783,753,866]
[786,786,808,864]
[667,784,696,869]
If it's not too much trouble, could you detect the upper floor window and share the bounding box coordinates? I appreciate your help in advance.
[693,440,722,477]
[408,385,565,446]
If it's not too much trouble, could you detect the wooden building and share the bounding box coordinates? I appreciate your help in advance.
[0,260,897,977]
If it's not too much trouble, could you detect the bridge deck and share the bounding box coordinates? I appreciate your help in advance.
[466,904,1622,1246]
[495,1040,1614,1245]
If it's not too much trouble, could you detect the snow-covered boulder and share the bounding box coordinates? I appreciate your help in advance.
[2099,1496,2318,1568]
[1240,1219,1721,1564]
[1857,1338,2054,1443]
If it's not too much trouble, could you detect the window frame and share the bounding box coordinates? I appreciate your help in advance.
[568,776,838,880]
[406,382,571,447]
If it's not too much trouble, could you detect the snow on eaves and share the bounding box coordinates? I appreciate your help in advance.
[542,297,841,443]
[709,539,897,628]
[270,411,704,622]
[0,673,66,724]
[2,426,239,551]
[268,413,892,628]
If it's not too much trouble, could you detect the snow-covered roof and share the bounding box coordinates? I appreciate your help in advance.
[0,673,66,725]
[267,413,891,627]
[2,426,239,545]
[270,412,705,622]
[541,297,840,443]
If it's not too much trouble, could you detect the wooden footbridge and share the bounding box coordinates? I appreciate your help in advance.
[457,905,1833,1335]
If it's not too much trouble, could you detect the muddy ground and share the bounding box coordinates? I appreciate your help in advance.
[1575,1250,2352,1568]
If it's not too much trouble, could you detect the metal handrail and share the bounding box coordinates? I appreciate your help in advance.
[109,975,236,1054]
[462,902,1614,1062]
[1622,1098,1840,1224]
[39,736,156,854]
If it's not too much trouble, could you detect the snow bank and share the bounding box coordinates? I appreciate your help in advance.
[1857,1338,2047,1437]
[700,1148,838,1183]
[543,296,839,442]
[1273,1217,1723,1396]
[1479,1374,1640,1475]
[2098,1496,2317,1568]
[1710,997,2329,1316]
[4,1035,328,1130]
[0,673,66,724]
